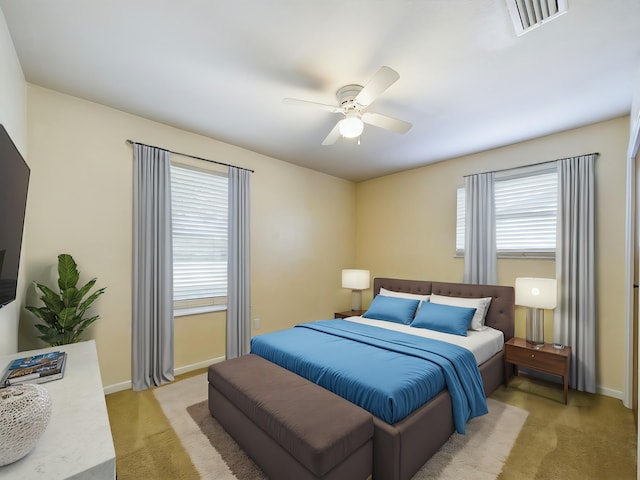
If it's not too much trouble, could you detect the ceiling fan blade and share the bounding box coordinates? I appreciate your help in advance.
[354,66,400,107]
[321,120,343,145]
[362,112,412,134]
[282,98,342,114]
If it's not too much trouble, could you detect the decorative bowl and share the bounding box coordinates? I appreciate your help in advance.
[0,384,52,466]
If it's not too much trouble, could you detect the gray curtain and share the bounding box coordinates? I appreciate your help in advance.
[554,154,596,393]
[464,172,497,284]
[226,166,252,359]
[132,144,174,391]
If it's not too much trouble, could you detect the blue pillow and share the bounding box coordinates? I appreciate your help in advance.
[410,302,476,336]
[362,295,420,325]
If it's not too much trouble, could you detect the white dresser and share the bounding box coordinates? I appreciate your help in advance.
[0,340,116,479]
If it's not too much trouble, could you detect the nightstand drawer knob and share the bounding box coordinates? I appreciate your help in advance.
[531,354,535,358]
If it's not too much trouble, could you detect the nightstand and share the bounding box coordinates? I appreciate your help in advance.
[334,310,366,319]
[504,337,571,404]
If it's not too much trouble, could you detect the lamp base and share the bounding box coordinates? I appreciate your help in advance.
[351,290,362,311]
[526,308,545,347]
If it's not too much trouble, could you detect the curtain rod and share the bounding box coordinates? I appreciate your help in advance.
[126,139,255,173]
[463,152,599,178]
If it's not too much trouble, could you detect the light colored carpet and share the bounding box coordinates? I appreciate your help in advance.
[154,374,528,480]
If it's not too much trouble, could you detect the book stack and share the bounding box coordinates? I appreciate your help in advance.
[1,351,67,387]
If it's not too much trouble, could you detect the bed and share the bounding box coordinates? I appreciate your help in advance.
[251,278,514,480]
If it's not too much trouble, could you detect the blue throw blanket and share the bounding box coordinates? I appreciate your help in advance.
[250,320,487,433]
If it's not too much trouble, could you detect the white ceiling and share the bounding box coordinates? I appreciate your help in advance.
[1,1,639,182]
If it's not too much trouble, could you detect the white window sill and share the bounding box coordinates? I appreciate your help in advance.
[174,304,227,317]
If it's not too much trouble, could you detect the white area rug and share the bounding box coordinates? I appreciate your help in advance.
[154,373,528,480]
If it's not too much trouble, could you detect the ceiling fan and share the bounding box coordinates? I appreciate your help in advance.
[283,66,412,145]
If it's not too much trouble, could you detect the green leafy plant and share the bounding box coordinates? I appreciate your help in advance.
[25,254,106,346]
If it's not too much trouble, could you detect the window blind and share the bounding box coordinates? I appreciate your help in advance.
[456,164,557,257]
[171,164,228,311]
[495,167,557,255]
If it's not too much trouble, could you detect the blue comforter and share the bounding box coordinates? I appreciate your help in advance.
[250,320,487,433]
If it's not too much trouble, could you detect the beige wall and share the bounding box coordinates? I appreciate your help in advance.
[0,8,28,355]
[22,85,356,388]
[356,116,629,396]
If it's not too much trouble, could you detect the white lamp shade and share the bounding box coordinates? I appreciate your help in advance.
[515,277,557,309]
[339,116,364,138]
[342,269,370,290]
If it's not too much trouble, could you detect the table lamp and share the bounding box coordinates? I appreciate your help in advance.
[341,269,370,311]
[515,277,557,347]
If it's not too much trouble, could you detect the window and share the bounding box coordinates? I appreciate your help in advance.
[456,164,557,258]
[171,163,228,314]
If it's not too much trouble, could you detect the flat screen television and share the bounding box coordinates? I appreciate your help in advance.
[0,124,30,309]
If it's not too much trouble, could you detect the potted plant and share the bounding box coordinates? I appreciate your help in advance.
[25,254,106,346]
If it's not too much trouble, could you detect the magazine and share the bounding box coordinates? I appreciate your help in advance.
[1,351,67,386]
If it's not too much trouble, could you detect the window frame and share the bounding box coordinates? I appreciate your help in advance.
[456,163,557,259]
[170,162,229,316]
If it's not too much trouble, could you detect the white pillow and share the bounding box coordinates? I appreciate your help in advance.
[429,294,492,331]
[379,288,430,312]
[379,287,430,303]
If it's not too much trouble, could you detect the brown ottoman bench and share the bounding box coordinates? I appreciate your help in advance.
[208,354,373,480]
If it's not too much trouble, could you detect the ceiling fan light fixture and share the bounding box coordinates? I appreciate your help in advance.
[284,66,410,146]
[339,115,364,138]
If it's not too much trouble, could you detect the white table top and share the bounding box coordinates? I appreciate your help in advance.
[0,340,116,479]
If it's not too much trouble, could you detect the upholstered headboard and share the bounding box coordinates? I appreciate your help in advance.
[373,278,515,341]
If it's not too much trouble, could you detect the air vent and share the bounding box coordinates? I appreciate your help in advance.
[506,0,568,36]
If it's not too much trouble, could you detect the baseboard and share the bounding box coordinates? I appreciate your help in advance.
[102,355,226,395]
[104,380,131,395]
[597,385,623,400]
[174,355,226,376]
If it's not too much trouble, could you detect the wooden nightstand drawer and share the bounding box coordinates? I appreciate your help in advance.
[505,347,566,375]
